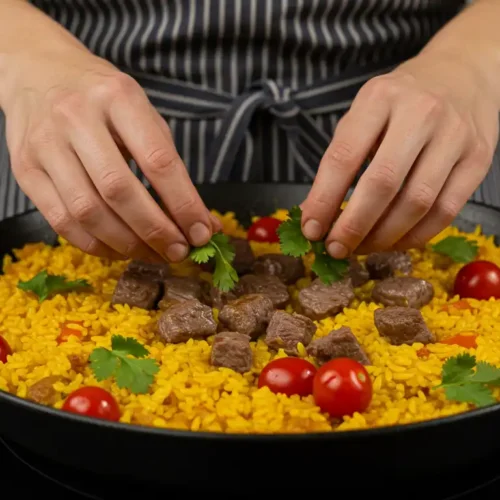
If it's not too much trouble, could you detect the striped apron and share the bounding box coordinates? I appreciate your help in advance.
[1,0,499,221]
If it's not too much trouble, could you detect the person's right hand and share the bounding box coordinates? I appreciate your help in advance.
[1,39,219,263]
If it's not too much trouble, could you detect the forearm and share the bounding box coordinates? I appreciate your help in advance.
[0,0,88,107]
[421,0,500,107]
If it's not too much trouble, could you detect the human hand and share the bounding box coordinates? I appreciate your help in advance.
[301,50,499,258]
[1,43,219,263]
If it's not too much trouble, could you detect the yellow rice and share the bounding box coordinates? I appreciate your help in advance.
[1,208,500,434]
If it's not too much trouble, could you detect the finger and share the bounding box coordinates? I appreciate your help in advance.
[209,212,223,232]
[39,142,163,262]
[107,91,213,247]
[325,108,434,258]
[14,164,120,259]
[68,120,190,263]
[393,142,492,250]
[300,98,390,241]
[357,115,467,253]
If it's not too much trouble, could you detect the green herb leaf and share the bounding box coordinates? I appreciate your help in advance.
[277,205,311,257]
[89,335,159,394]
[17,270,90,302]
[189,233,238,292]
[311,243,350,285]
[435,354,500,408]
[431,236,479,263]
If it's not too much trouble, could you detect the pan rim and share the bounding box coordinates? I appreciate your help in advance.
[1,190,500,441]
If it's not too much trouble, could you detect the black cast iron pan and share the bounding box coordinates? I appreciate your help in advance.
[1,183,500,490]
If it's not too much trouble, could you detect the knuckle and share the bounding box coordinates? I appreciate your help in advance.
[50,92,83,123]
[46,209,73,236]
[418,93,444,120]
[366,161,399,194]
[81,237,104,257]
[69,194,100,224]
[359,76,396,100]
[406,182,435,214]
[325,140,357,172]
[91,72,140,104]
[472,136,493,166]
[335,217,365,243]
[99,170,130,203]
[436,198,461,224]
[169,196,196,217]
[27,123,54,150]
[143,147,179,175]
[142,223,169,244]
[123,239,144,259]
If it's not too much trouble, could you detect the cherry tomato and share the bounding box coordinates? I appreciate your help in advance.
[0,335,12,364]
[258,358,317,397]
[62,387,120,422]
[453,261,500,300]
[247,217,282,243]
[313,358,372,418]
[57,321,84,344]
[440,334,477,349]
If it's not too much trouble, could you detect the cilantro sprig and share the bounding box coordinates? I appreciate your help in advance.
[189,233,238,292]
[431,236,479,263]
[17,270,91,302]
[434,353,500,408]
[89,335,159,394]
[277,206,349,285]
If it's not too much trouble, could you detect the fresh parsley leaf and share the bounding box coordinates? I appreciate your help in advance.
[311,241,349,285]
[435,354,500,408]
[277,205,311,257]
[189,233,238,292]
[89,335,160,394]
[443,384,496,408]
[431,236,479,263]
[17,270,90,302]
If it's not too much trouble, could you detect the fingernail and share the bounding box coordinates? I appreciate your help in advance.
[189,222,211,246]
[303,219,322,240]
[166,243,189,262]
[327,241,349,259]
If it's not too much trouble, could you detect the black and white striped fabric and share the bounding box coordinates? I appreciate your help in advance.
[1,0,498,221]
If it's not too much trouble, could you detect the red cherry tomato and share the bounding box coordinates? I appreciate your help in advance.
[0,335,12,364]
[453,261,500,300]
[247,217,282,243]
[313,358,372,418]
[62,387,121,422]
[258,358,317,397]
[57,321,84,344]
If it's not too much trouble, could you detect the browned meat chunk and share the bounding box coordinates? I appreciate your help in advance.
[158,299,217,343]
[126,260,171,282]
[307,327,370,365]
[158,276,202,310]
[27,376,63,405]
[233,274,289,308]
[265,310,316,355]
[202,237,255,275]
[68,354,87,373]
[298,278,354,321]
[111,271,161,310]
[218,294,274,339]
[252,254,305,285]
[211,332,253,373]
[348,257,370,288]
[201,282,237,309]
[372,277,434,309]
[365,251,412,280]
[374,306,435,346]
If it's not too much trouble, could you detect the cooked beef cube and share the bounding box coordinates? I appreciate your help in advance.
[68,354,87,373]
[365,251,412,279]
[158,276,202,310]
[202,237,255,275]
[348,257,370,287]
[372,277,434,309]
[211,332,253,373]
[218,294,274,339]
[233,274,290,308]
[374,306,435,345]
[126,260,171,283]
[307,327,370,365]
[158,299,217,343]
[201,282,236,309]
[111,271,161,310]
[265,310,316,355]
[298,278,354,321]
[27,376,63,405]
[252,254,305,285]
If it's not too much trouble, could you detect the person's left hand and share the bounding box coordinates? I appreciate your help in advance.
[300,49,500,258]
